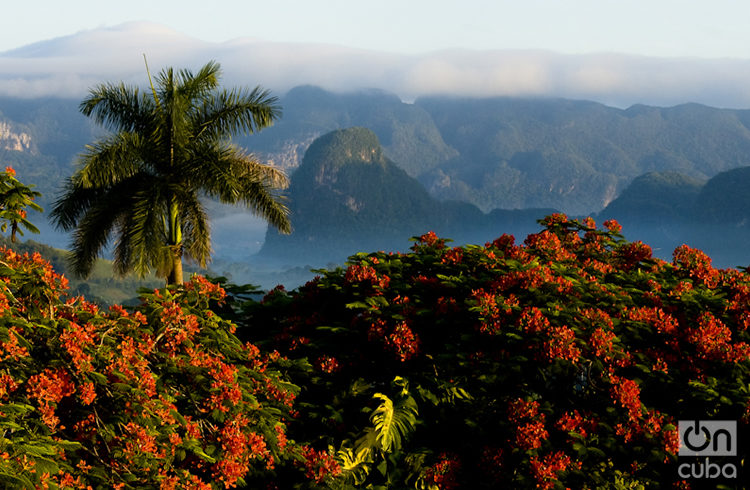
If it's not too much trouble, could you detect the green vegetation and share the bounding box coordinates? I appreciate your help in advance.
[0,236,161,305]
[1,88,750,487]
[246,85,458,177]
[262,127,462,262]
[8,88,750,269]
[240,215,750,488]
[0,166,159,304]
[599,171,705,224]
[413,97,750,213]
[8,88,750,223]
[50,61,290,285]
[694,166,750,224]
[0,166,43,242]
[0,97,92,217]
[0,198,749,487]
[596,167,750,268]
[0,250,321,488]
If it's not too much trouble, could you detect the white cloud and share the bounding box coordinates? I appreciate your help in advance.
[2,22,750,109]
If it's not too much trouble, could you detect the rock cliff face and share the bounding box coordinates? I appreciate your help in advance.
[0,121,32,152]
[257,133,321,172]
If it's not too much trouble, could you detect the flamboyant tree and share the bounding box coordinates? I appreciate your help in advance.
[234,215,750,488]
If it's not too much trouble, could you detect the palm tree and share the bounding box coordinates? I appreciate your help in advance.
[51,60,290,284]
[0,166,43,243]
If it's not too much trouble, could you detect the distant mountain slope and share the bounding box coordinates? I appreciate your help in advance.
[693,166,750,225]
[243,90,750,215]
[6,88,750,218]
[259,127,550,264]
[599,166,750,230]
[414,97,750,214]
[242,85,458,177]
[688,166,750,267]
[596,167,750,268]
[0,97,97,247]
[6,88,750,265]
[598,171,705,225]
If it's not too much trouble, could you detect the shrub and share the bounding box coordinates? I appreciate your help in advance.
[0,248,328,488]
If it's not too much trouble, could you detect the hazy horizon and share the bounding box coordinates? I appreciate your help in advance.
[2,22,750,109]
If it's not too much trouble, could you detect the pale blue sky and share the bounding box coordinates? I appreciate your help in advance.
[4,0,750,58]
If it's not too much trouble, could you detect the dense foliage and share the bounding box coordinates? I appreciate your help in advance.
[1,155,749,488]
[238,215,750,488]
[0,248,337,489]
[0,235,162,306]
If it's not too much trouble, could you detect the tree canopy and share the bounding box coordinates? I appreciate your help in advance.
[237,215,750,488]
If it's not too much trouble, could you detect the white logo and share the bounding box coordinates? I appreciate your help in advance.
[678,420,736,457]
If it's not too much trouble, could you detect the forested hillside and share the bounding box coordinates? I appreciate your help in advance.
[414,98,750,213]
[4,88,750,271]
[260,128,551,264]
[598,167,750,268]
[6,88,750,219]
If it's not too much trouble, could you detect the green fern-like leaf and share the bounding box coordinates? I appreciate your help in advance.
[359,378,419,454]
[372,393,399,452]
[336,446,373,485]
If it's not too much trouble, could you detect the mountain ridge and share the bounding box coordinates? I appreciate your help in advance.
[3,88,750,271]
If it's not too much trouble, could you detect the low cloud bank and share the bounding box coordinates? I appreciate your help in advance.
[2,22,750,108]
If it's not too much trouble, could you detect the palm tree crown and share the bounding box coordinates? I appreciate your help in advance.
[51,60,290,284]
[0,166,43,243]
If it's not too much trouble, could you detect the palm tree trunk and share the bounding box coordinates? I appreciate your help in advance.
[167,247,183,285]
[166,197,184,285]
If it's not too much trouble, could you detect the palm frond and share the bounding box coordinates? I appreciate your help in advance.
[194,86,281,141]
[232,149,290,188]
[236,179,291,234]
[180,145,291,232]
[75,132,149,188]
[50,180,106,231]
[68,195,124,278]
[113,181,169,278]
[62,174,162,278]
[16,219,40,235]
[176,61,221,101]
[175,188,211,267]
[80,83,153,133]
